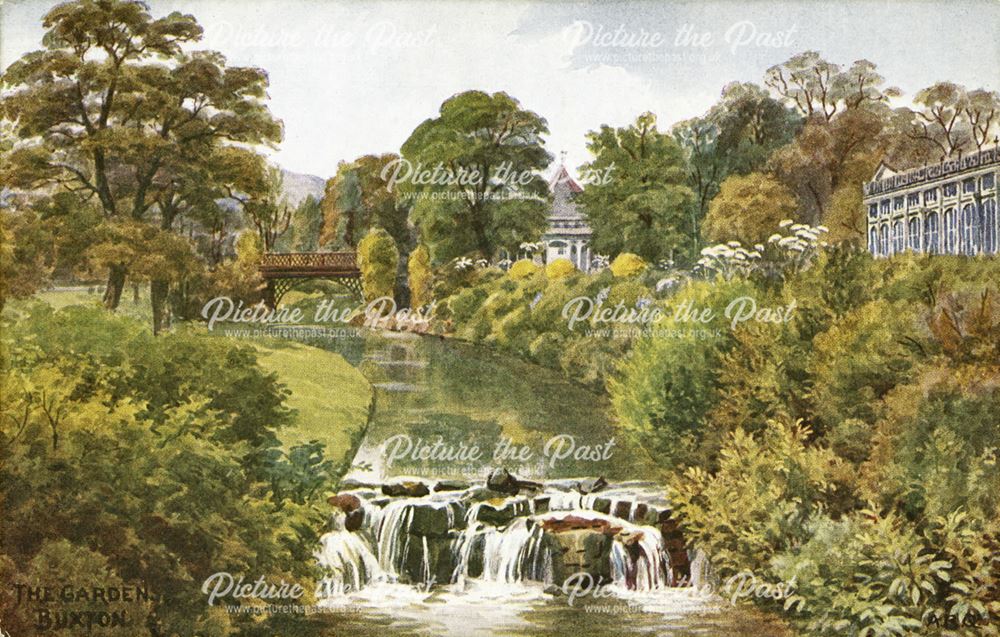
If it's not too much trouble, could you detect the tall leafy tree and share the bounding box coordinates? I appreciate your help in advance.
[320,153,412,252]
[576,112,694,264]
[674,82,801,253]
[400,91,551,261]
[0,0,281,309]
[764,53,898,226]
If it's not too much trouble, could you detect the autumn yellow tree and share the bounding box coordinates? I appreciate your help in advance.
[703,173,800,245]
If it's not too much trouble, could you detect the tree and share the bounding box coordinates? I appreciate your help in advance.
[703,172,800,245]
[400,91,551,261]
[0,0,281,309]
[0,207,54,310]
[764,54,899,225]
[576,112,694,263]
[229,162,292,252]
[290,195,323,252]
[900,83,1000,159]
[320,154,412,251]
[407,244,434,310]
[357,228,398,301]
[674,82,801,254]
[765,53,898,123]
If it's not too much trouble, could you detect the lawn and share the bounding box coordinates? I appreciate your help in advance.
[251,339,373,462]
[23,288,373,467]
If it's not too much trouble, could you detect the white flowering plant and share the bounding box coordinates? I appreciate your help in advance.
[695,220,829,281]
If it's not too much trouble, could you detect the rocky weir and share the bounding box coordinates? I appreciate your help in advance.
[316,471,692,598]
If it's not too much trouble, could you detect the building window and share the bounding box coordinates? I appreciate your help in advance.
[908,217,920,251]
[893,197,904,210]
[925,212,940,254]
[984,200,997,254]
[924,188,938,203]
[868,203,878,218]
[943,182,957,197]
[961,203,980,255]
[869,227,879,256]
[880,225,889,256]
[893,221,904,253]
[963,179,976,194]
[944,208,957,253]
[881,200,891,214]
[907,193,920,206]
[983,174,995,190]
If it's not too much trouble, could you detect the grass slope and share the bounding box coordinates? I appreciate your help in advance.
[252,339,372,461]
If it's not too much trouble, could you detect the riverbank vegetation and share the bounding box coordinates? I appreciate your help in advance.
[429,237,999,635]
[0,302,372,635]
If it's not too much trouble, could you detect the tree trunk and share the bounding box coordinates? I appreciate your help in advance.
[103,265,126,310]
[151,279,169,336]
[132,282,141,304]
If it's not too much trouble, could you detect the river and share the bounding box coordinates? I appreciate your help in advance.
[291,330,792,637]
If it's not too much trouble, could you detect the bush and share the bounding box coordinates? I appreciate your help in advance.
[610,252,647,277]
[408,244,434,309]
[357,228,399,301]
[545,258,576,279]
[0,307,331,636]
[508,258,541,280]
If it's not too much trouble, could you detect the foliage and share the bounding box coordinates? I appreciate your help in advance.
[407,244,434,309]
[319,153,413,254]
[702,172,800,245]
[357,227,399,301]
[609,252,647,278]
[545,258,577,280]
[401,91,551,260]
[0,306,336,636]
[576,112,694,264]
[674,82,802,253]
[508,259,541,280]
[0,207,54,309]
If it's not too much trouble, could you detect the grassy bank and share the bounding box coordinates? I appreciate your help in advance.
[251,339,372,462]
[16,289,374,472]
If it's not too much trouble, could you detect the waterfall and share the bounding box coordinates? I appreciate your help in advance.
[479,518,551,584]
[316,482,678,602]
[317,529,384,595]
[609,526,672,590]
[376,500,415,578]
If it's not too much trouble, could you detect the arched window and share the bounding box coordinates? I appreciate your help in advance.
[944,209,957,254]
[869,226,879,256]
[925,212,940,254]
[893,221,904,254]
[984,200,997,254]
[880,225,889,256]
[960,203,980,255]
[908,217,920,251]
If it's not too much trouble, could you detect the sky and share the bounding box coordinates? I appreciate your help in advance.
[2,0,999,179]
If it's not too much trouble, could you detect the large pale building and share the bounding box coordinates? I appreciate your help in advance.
[864,147,999,257]
[542,164,593,271]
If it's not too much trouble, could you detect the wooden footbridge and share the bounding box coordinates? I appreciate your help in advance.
[260,252,362,306]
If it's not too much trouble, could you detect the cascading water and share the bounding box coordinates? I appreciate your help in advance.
[316,480,679,601]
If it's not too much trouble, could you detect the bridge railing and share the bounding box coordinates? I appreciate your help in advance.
[261,252,357,270]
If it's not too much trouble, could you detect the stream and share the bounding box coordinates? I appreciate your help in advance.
[292,330,791,636]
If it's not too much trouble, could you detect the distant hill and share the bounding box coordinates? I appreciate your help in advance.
[281,170,326,206]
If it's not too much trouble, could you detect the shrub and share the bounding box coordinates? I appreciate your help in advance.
[545,258,576,279]
[357,228,399,301]
[408,244,434,309]
[509,258,541,280]
[610,252,647,277]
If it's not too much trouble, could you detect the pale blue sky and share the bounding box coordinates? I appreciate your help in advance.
[2,0,998,177]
